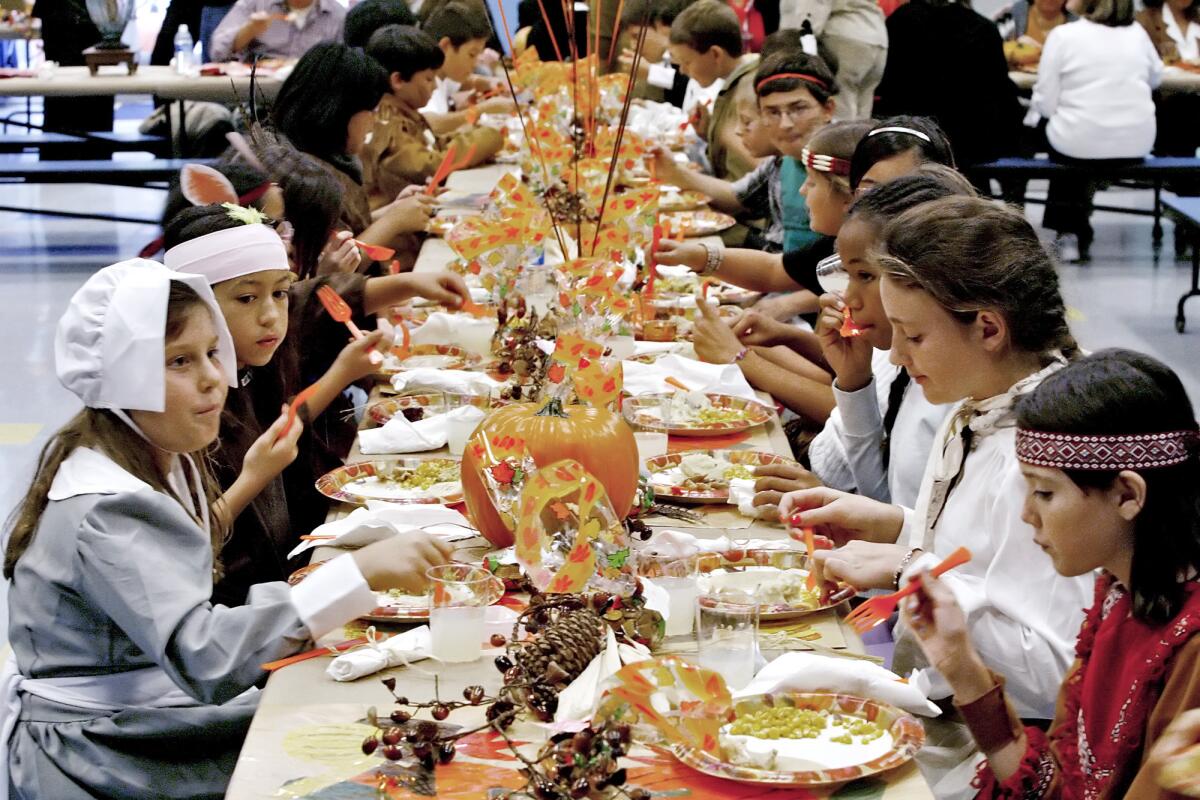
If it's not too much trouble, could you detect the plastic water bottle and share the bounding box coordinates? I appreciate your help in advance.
[173,25,195,75]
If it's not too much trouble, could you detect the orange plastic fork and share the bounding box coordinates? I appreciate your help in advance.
[426,145,459,196]
[316,285,383,365]
[394,319,411,360]
[276,381,319,442]
[844,546,972,633]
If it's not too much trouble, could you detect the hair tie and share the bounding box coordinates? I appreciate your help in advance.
[1015,428,1200,471]
[801,146,851,177]
[868,126,932,143]
[756,72,830,93]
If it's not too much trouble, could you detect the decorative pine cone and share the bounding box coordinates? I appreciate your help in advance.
[510,602,604,690]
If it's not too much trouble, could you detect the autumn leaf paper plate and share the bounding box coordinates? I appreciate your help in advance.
[315,459,463,506]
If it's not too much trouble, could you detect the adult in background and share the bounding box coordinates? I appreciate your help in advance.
[778,0,889,119]
[1029,0,1162,262]
[210,0,345,62]
[30,0,113,147]
[873,0,1024,192]
[1003,0,1075,68]
[1137,0,1200,258]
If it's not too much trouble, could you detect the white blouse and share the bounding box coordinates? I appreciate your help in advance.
[1030,19,1163,159]
[832,354,952,508]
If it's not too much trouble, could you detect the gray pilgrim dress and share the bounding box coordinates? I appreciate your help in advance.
[5,447,367,799]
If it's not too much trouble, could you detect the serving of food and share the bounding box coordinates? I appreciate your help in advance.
[623,391,773,436]
[657,186,709,212]
[672,692,924,787]
[379,344,481,374]
[696,564,846,621]
[662,209,737,237]
[645,450,795,502]
[365,392,497,427]
[315,459,463,505]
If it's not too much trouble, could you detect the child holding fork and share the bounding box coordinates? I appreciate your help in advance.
[1,259,451,800]
[361,25,503,211]
[903,349,1200,799]
[778,196,1095,798]
[163,203,470,606]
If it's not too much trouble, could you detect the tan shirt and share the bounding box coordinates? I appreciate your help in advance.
[361,93,503,211]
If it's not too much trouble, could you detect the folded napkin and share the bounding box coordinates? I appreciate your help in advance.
[555,626,651,722]
[288,504,477,559]
[358,404,485,455]
[735,652,941,717]
[622,354,757,400]
[409,311,497,357]
[390,368,502,396]
[326,604,520,682]
[327,626,432,682]
[728,477,759,517]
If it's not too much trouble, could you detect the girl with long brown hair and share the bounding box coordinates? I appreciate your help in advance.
[1,260,450,799]
[779,196,1095,798]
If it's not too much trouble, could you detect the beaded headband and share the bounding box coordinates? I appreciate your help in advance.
[867,126,932,143]
[1015,428,1198,471]
[756,72,830,93]
[800,146,851,177]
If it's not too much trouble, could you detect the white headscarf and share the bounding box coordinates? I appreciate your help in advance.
[56,259,236,410]
[55,259,238,535]
[163,222,291,285]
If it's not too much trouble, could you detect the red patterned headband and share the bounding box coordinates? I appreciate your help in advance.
[800,146,851,177]
[1015,428,1198,471]
[756,72,830,93]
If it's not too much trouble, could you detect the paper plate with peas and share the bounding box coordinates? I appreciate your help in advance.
[315,459,463,506]
[672,691,925,788]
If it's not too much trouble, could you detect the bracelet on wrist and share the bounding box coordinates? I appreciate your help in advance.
[731,347,749,364]
[698,241,724,276]
[893,547,922,590]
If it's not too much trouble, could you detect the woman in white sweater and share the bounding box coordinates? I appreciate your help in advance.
[1030,0,1163,262]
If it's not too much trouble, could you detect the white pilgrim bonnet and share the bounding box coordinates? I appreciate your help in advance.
[162,221,291,284]
[55,259,237,413]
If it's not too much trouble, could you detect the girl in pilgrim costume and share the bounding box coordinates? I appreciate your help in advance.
[904,349,1200,799]
[779,196,1096,799]
[1,260,451,800]
[161,191,470,606]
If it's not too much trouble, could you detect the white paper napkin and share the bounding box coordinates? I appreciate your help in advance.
[358,404,485,455]
[409,312,497,357]
[736,652,942,717]
[622,354,757,400]
[288,504,477,559]
[390,368,503,396]
[728,477,758,517]
[327,626,432,681]
[555,627,652,722]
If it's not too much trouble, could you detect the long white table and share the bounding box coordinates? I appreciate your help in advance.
[1009,65,1200,93]
[223,165,936,799]
[0,63,282,102]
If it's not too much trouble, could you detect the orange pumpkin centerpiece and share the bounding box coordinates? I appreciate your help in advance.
[461,397,639,548]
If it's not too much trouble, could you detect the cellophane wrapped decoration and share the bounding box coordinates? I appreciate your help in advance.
[594,656,734,755]
[514,459,636,596]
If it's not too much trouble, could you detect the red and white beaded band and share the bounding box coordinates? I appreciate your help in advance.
[1015,428,1198,470]
[800,147,851,177]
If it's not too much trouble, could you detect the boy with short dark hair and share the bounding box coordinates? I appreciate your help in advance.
[362,23,503,209]
[420,1,513,134]
[668,0,759,181]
